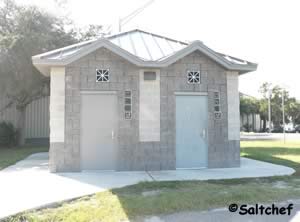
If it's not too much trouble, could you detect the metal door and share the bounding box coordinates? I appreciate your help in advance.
[80,92,117,170]
[176,95,208,168]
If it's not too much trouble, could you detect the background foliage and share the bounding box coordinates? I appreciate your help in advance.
[0,0,104,144]
[240,82,300,132]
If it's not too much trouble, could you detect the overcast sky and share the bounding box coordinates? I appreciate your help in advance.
[23,0,300,99]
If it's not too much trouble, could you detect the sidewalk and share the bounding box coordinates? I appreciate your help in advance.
[0,153,295,219]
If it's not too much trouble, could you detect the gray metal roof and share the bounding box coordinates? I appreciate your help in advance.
[32,29,257,75]
[109,30,188,61]
[35,30,188,62]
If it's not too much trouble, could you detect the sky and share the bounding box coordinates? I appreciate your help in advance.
[21,0,300,99]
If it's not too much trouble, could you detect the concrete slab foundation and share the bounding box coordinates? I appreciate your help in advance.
[0,153,295,219]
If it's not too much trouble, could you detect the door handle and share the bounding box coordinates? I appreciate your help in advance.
[112,130,114,139]
[202,129,206,139]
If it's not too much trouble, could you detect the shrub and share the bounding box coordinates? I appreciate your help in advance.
[0,122,18,147]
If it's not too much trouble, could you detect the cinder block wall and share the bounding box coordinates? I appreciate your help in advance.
[160,51,239,169]
[64,48,142,171]
[52,48,240,172]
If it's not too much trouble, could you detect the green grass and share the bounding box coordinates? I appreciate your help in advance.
[241,140,300,175]
[0,146,48,170]
[6,140,300,222]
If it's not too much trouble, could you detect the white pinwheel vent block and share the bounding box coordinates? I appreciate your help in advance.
[96,69,109,82]
[187,71,200,84]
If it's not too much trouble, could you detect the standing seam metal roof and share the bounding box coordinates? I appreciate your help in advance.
[32,29,257,76]
[36,29,188,62]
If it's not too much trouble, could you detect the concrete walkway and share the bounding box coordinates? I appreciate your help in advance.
[0,153,295,219]
[241,132,300,141]
[149,158,294,181]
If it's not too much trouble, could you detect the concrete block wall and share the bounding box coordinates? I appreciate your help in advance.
[64,48,142,171]
[50,47,240,172]
[160,51,239,169]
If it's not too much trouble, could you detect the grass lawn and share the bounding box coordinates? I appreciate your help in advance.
[241,140,300,175]
[0,146,48,170]
[6,140,300,222]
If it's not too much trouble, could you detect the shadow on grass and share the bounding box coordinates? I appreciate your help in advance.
[4,144,300,222]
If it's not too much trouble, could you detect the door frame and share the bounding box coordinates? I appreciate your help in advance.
[80,90,118,171]
[80,90,117,95]
[175,92,208,169]
[174,92,208,96]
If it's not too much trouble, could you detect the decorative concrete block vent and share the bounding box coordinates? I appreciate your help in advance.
[32,29,257,172]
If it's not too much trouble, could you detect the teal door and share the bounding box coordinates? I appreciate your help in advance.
[176,95,208,168]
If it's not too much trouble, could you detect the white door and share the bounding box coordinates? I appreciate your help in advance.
[80,92,117,170]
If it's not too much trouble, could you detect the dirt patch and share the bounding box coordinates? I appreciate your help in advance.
[143,216,164,222]
[272,181,291,189]
[142,190,161,197]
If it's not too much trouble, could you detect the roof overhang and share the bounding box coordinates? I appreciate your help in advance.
[32,38,257,76]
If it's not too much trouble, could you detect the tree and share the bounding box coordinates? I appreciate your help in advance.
[0,0,107,145]
[258,82,300,130]
[271,86,290,127]
[258,98,268,131]
[0,0,77,145]
[286,98,300,125]
[240,96,259,132]
[75,24,106,41]
[258,82,272,131]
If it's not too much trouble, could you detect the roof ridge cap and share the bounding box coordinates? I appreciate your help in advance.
[107,29,188,45]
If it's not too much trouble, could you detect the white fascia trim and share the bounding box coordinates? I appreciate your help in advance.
[32,39,257,74]
[64,39,145,66]
[161,41,231,68]
[32,39,96,59]
[32,39,148,67]
[159,41,257,71]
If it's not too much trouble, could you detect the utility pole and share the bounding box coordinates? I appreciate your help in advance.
[282,90,286,144]
[118,0,154,32]
[118,17,121,32]
[268,88,272,133]
[281,84,289,143]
